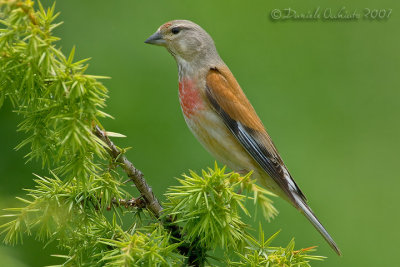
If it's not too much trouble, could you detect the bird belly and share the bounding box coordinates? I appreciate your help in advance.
[183,108,257,173]
[182,108,287,197]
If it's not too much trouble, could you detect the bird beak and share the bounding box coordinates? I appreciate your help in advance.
[144,31,165,46]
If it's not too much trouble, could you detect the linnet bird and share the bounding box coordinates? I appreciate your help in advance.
[145,20,341,255]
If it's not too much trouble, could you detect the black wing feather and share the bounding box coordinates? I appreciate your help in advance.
[206,87,306,202]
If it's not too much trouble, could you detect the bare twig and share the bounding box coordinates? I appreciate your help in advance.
[94,125,163,217]
[94,126,204,266]
[108,197,146,210]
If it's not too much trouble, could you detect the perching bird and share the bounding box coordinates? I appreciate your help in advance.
[145,20,341,255]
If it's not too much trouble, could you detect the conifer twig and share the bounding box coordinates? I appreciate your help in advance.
[93,126,201,264]
[94,125,163,217]
[109,197,146,210]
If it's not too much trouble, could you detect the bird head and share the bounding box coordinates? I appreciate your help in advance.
[145,20,221,66]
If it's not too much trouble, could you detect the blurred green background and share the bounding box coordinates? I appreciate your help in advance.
[1,0,399,266]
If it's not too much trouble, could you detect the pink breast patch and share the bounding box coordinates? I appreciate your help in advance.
[179,79,203,118]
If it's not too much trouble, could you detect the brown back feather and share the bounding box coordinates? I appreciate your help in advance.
[205,66,307,202]
[206,67,280,159]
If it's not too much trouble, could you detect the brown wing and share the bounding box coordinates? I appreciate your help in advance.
[205,66,306,202]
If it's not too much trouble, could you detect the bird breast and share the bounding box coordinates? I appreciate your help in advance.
[178,78,204,118]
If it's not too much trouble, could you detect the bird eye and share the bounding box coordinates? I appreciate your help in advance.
[171,27,181,35]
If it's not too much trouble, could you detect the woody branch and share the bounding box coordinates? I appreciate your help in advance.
[94,125,163,217]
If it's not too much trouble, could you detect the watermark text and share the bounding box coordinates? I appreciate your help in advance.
[270,7,392,21]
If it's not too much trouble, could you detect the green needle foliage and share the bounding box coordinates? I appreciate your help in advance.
[164,164,277,251]
[228,227,325,266]
[0,1,324,266]
[99,224,184,266]
[165,166,250,251]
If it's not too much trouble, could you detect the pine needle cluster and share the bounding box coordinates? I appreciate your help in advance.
[164,165,275,251]
[0,1,324,266]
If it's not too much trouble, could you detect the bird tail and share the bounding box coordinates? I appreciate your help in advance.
[293,194,342,256]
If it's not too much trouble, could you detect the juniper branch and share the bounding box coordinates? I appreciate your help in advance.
[93,126,202,264]
[109,197,146,209]
[94,125,163,217]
